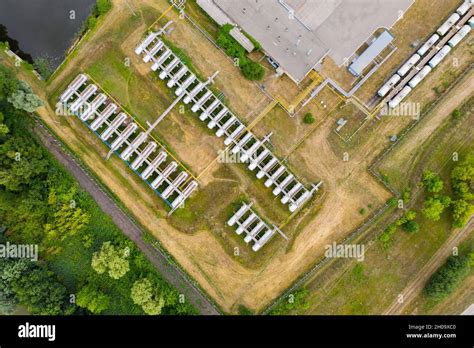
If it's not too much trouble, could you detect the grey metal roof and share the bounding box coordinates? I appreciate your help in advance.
[348,30,394,76]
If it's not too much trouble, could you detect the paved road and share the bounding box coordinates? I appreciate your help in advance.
[384,217,474,315]
[33,120,220,315]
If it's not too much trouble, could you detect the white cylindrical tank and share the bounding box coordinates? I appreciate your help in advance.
[417,34,440,56]
[408,65,432,88]
[377,74,401,97]
[437,13,461,36]
[428,45,451,68]
[397,53,421,76]
[388,86,412,109]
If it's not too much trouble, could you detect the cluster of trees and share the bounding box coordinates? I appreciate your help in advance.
[450,155,474,227]
[420,158,474,228]
[379,210,419,248]
[85,0,112,31]
[0,63,195,315]
[420,170,451,222]
[425,255,471,300]
[0,256,73,315]
[217,24,265,81]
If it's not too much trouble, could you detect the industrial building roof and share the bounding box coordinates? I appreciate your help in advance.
[348,30,394,76]
[207,0,414,83]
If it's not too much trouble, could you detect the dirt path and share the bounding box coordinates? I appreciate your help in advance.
[32,119,220,315]
[384,218,474,315]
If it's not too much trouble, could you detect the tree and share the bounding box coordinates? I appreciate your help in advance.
[303,113,315,124]
[241,61,265,81]
[451,199,474,228]
[44,204,90,243]
[402,220,420,233]
[91,242,130,280]
[7,80,43,113]
[13,267,69,315]
[0,65,17,99]
[451,154,474,183]
[0,258,70,315]
[422,170,444,193]
[96,0,112,15]
[33,57,54,80]
[422,196,451,221]
[0,136,49,192]
[425,256,470,300]
[131,278,165,315]
[76,283,110,314]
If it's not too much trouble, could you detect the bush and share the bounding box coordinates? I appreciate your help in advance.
[387,197,398,207]
[452,109,462,120]
[303,113,315,124]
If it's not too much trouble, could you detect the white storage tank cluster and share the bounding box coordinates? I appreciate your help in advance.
[386,1,472,109]
[227,203,277,252]
[59,74,199,213]
[135,31,320,212]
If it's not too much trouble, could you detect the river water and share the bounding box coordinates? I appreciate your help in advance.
[0,0,96,68]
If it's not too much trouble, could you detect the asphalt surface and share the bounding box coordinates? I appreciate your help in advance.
[33,119,220,315]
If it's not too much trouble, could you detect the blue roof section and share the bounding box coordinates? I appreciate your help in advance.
[348,30,394,76]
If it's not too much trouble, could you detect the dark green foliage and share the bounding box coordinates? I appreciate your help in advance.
[303,112,315,124]
[425,256,471,300]
[0,258,72,315]
[96,0,112,15]
[241,61,265,80]
[402,220,419,233]
[217,24,265,81]
[451,109,461,120]
[84,0,112,31]
[33,57,54,80]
